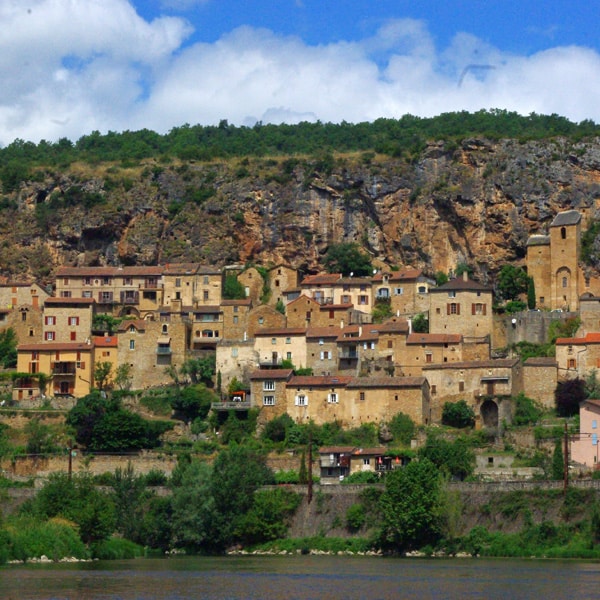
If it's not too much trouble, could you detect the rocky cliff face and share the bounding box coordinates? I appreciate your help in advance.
[3,136,600,284]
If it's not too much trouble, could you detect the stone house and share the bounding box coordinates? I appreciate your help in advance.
[305,327,341,375]
[116,318,187,389]
[92,334,119,387]
[13,341,94,399]
[555,332,600,379]
[429,273,493,340]
[246,304,286,338]
[162,263,222,307]
[331,277,372,308]
[254,328,307,369]
[237,267,264,305]
[55,266,164,318]
[286,294,322,328]
[422,358,522,427]
[571,399,600,468]
[267,264,299,308]
[319,446,354,484]
[249,368,294,423]
[336,324,380,376]
[42,297,94,344]
[220,298,252,341]
[215,340,258,391]
[299,273,342,305]
[522,357,558,410]
[372,268,435,317]
[2,304,43,346]
[395,333,464,377]
[316,303,369,328]
[0,282,49,310]
[188,305,222,352]
[349,447,389,478]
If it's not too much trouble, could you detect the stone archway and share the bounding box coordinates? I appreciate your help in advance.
[481,399,499,428]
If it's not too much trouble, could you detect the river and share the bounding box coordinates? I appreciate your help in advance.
[1,555,599,599]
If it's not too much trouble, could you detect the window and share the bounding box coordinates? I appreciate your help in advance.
[341,295,350,304]
[233,306,239,313]
[84,277,92,286]
[285,337,291,344]
[233,316,239,324]
[540,297,545,305]
[264,380,275,391]
[561,226,566,240]
[426,353,432,363]
[245,286,250,297]
[448,291,456,298]
[593,420,597,429]
[363,458,370,466]
[63,277,69,285]
[21,312,26,322]
[203,290,209,301]
[418,285,427,293]
[258,317,264,325]
[263,395,275,406]
[319,338,324,345]
[394,287,404,295]
[102,276,111,285]
[568,359,576,369]
[562,277,568,288]
[472,303,486,315]
[594,434,598,446]
[431,385,437,395]
[60,291,72,298]
[175,278,181,287]
[387,340,393,349]
[102,351,110,357]
[123,277,133,285]
[359,392,365,401]
[320,351,331,360]
[328,392,338,403]
[129,339,135,350]
[358,295,368,305]
[70,331,76,341]
[295,394,307,406]
[231,347,238,357]
[271,338,277,345]
[100,291,113,303]
[82,290,92,298]
[286,351,292,360]
[458,381,465,392]
[44,315,55,325]
[448,303,460,315]
[203,276,209,285]
[68,316,80,326]
[45,331,55,341]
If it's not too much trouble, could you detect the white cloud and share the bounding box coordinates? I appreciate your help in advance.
[1,4,600,146]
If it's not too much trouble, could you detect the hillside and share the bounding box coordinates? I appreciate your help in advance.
[2,130,600,284]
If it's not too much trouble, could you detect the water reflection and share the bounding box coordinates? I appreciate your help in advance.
[1,555,599,600]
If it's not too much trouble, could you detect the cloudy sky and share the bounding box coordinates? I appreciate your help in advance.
[2,0,600,146]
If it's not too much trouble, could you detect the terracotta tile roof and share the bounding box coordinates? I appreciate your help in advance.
[319,446,355,454]
[286,294,321,307]
[44,297,95,306]
[93,335,118,347]
[288,375,352,387]
[352,447,387,456]
[306,327,342,339]
[117,319,146,332]
[301,273,342,286]
[346,376,426,388]
[320,303,354,310]
[336,277,372,286]
[422,358,519,370]
[336,324,380,342]
[407,333,462,344]
[431,276,492,293]
[18,342,93,351]
[249,369,294,380]
[556,333,600,345]
[254,328,307,336]
[524,357,557,366]
[56,265,164,277]
[377,319,410,334]
[372,268,425,282]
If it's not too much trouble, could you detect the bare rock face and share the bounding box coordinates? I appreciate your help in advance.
[2,136,600,283]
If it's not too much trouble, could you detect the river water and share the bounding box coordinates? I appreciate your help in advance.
[1,555,599,600]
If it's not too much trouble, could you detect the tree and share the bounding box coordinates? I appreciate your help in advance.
[419,434,475,480]
[170,384,217,422]
[0,328,17,368]
[179,356,215,385]
[114,363,133,391]
[323,242,372,277]
[555,378,586,417]
[378,459,443,551]
[223,275,246,299]
[548,316,581,343]
[386,412,415,446]
[434,271,449,286]
[92,314,121,334]
[497,265,529,301]
[24,417,56,455]
[551,438,564,481]
[454,263,473,278]
[93,361,113,391]
[527,276,536,309]
[442,400,475,428]
[412,313,429,333]
[512,393,543,426]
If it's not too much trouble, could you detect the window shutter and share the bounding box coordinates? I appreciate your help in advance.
[447,304,450,315]
[456,304,460,315]
[80,361,85,370]
[471,304,476,315]
[483,304,487,315]
[44,316,49,325]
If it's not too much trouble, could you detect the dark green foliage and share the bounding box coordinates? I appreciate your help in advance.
[555,378,586,417]
[527,277,536,309]
[497,265,530,301]
[372,300,393,323]
[66,391,172,451]
[505,300,527,314]
[235,488,301,545]
[180,355,216,385]
[419,435,475,480]
[92,537,144,560]
[92,314,121,334]
[298,449,308,484]
[512,393,543,426]
[0,159,30,192]
[512,341,555,361]
[386,412,415,446]
[218,409,258,444]
[261,413,295,444]
[170,384,216,422]
[548,317,581,343]
[24,418,56,455]
[454,263,473,278]
[223,275,246,299]
[324,242,372,277]
[442,400,475,428]
[342,471,380,484]
[551,439,564,481]
[26,473,116,545]
[275,299,285,314]
[412,313,429,333]
[581,220,600,266]
[378,459,443,551]
[346,503,366,532]
[0,327,17,368]
[434,271,449,286]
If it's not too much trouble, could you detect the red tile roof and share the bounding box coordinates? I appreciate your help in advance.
[254,328,307,336]
[301,273,342,286]
[407,333,462,344]
[249,369,294,380]
[346,376,426,388]
[288,375,352,387]
[93,336,118,347]
[556,333,600,345]
[44,297,95,306]
[18,342,93,351]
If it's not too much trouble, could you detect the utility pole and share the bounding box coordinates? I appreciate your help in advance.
[307,429,313,504]
[563,421,569,494]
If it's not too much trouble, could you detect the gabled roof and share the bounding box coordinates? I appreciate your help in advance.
[407,333,462,345]
[306,327,342,339]
[377,319,410,334]
[346,376,426,388]
[301,273,342,286]
[556,333,600,345]
[287,294,321,308]
[289,375,352,387]
[336,277,372,286]
[220,299,252,307]
[56,266,163,277]
[93,335,118,347]
[336,324,380,343]
[319,446,355,454]
[352,447,387,456]
[551,210,581,227]
[117,319,146,333]
[249,369,294,380]
[524,357,557,367]
[372,268,426,283]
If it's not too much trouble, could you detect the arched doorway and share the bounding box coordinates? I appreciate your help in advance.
[481,399,499,428]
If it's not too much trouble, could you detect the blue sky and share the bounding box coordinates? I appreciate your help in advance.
[1,0,600,145]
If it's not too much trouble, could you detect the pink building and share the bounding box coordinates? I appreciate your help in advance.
[571,399,600,469]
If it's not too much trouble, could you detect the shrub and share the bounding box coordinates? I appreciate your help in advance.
[386,412,415,445]
[512,393,543,426]
[341,471,380,484]
[442,400,475,428]
[346,503,366,532]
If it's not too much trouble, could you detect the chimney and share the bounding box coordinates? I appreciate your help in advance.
[340,319,344,329]
[407,317,412,335]
[462,271,469,282]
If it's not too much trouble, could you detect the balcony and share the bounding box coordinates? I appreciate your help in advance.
[312,296,334,305]
[13,377,37,390]
[339,349,358,360]
[211,401,252,411]
[156,346,172,355]
[52,362,76,375]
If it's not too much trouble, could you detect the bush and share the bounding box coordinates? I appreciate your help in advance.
[442,400,475,428]
[92,537,144,560]
[386,412,415,445]
[346,503,366,532]
[555,378,586,417]
[512,393,543,426]
[341,471,380,484]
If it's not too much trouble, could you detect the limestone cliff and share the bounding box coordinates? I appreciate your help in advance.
[3,136,600,284]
